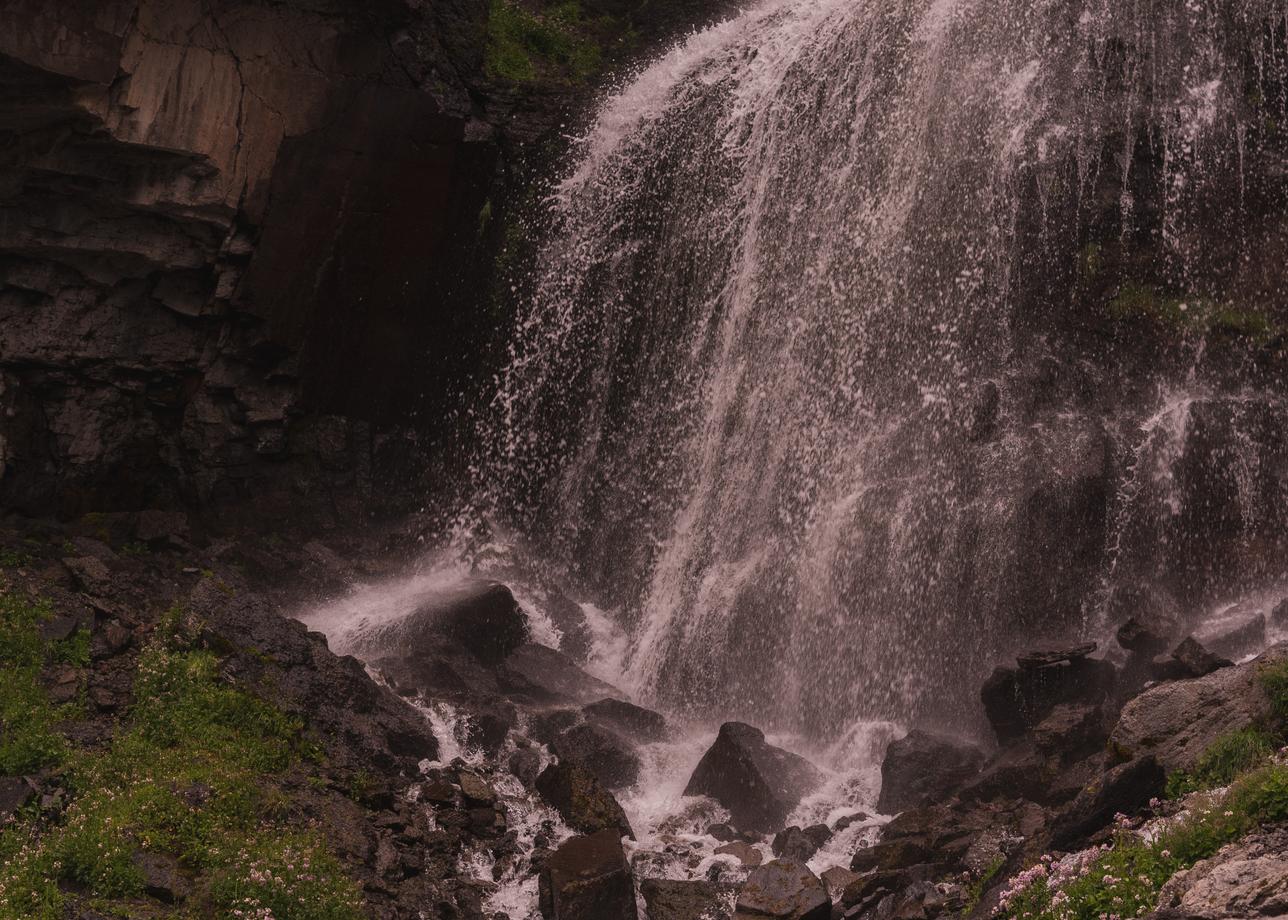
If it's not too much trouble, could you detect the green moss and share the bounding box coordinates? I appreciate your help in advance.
[0,604,363,920]
[1258,659,1288,725]
[1107,281,1282,345]
[485,0,605,84]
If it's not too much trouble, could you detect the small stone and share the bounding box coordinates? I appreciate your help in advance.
[458,771,497,805]
[819,866,859,900]
[771,825,831,863]
[132,851,191,903]
[63,556,110,591]
[734,859,830,919]
[0,776,34,820]
[1172,636,1233,677]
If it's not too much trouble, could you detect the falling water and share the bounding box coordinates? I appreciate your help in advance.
[468,0,1288,735]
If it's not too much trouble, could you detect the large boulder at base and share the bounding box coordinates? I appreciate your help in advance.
[734,860,831,920]
[641,878,737,920]
[685,723,823,834]
[550,722,641,790]
[535,761,634,838]
[429,582,529,664]
[1110,645,1287,773]
[1153,826,1288,919]
[501,643,623,704]
[876,729,986,813]
[1048,756,1165,851]
[981,652,1116,743]
[583,697,669,742]
[539,830,638,920]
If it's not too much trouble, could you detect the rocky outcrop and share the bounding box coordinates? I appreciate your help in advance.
[539,829,639,920]
[877,729,986,814]
[1110,645,1286,772]
[684,722,824,834]
[1153,827,1288,920]
[733,860,830,920]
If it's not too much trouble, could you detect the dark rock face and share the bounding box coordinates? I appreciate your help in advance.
[583,697,669,742]
[733,860,830,920]
[1048,756,1165,851]
[876,729,986,814]
[414,582,529,665]
[981,651,1116,743]
[0,0,507,516]
[1152,826,1288,920]
[641,878,736,920]
[770,825,832,863]
[684,723,823,834]
[1172,636,1235,678]
[535,760,634,838]
[539,830,638,920]
[550,722,641,791]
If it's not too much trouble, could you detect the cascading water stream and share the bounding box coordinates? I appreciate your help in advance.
[474,0,1288,734]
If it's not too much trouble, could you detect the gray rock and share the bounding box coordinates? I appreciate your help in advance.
[1017,643,1098,669]
[1153,827,1288,919]
[981,656,1116,743]
[771,825,832,862]
[716,841,764,867]
[819,866,859,901]
[509,747,543,787]
[876,729,985,813]
[583,697,668,742]
[1110,645,1286,772]
[535,761,634,838]
[1048,756,1165,850]
[1032,703,1106,762]
[0,776,34,820]
[539,830,638,920]
[63,556,111,591]
[734,860,830,919]
[641,878,736,920]
[551,722,641,790]
[501,643,623,705]
[1172,637,1234,678]
[457,771,496,806]
[132,851,191,903]
[684,723,823,833]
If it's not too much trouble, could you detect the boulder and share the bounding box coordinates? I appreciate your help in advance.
[539,830,638,920]
[1016,643,1098,669]
[957,743,1054,805]
[132,851,191,903]
[819,866,859,901]
[1110,645,1286,772]
[876,729,985,813]
[1110,585,1181,654]
[1272,598,1288,631]
[501,643,623,704]
[771,825,832,862]
[0,776,34,820]
[981,654,1116,743]
[535,761,634,838]
[1171,636,1234,678]
[1048,756,1165,850]
[734,860,830,920]
[1153,826,1288,920]
[551,722,641,790]
[684,723,823,833]
[1031,703,1106,762]
[431,582,529,665]
[1195,613,1267,661]
[641,878,736,920]
[583,698,668,742]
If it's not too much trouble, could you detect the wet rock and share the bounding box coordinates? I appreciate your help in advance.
[1153,826,1288,919]
[876,729,985,813]
[1171,637,1235,678]
[90,620,132,660]
[0,776,35,820]
[414,582,529,665]
[840,868,911,913]
[133,851,191,903]
[509,748,543,787]
[536,760,634,838]
[716,841,764,867]
[1017,643,1098,669]
[708,822,739,842]
[583,698,668,742]
[967,379,1001,441]
[458,772,496,806]
[684,723,823,833]
[981,655,1116,743]
[819,866,859,901]
[63,556,111,591]
[1032,703,1106,762]
[771,825,832,862]
[1111,585,1181,654]
[1048,756,1165,850]
[539,830,638,920]
[1117,615,1177,655]
[958,743,1053,805]
[734,859,830,920]
[43,664,80,704]
[39,612,84,643]
[1272,599,1288,631]
[501,644,622,705]
[1110,645,1286,772]
[641,877,736,920]
[551,722,641,790]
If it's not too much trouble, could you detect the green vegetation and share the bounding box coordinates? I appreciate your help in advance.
[960,854,1007,916]
[0,592,85,775]
[997,761,1288,920]
[1165,727,1278,798]
[998,658,1288,920]
[1106,281,1282,345]
[485,0,607,83]
[0,599,363,920]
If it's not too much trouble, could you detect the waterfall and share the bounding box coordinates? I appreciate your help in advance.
[473,0,1288,735]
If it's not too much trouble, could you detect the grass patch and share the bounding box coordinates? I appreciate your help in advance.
[486,0,605,83]
[0,603,363,920]
[1259,659,1288,725]
[0,591,86,775]
[1166,727,1278,798]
